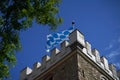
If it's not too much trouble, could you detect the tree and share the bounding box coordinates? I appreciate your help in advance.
[0,0,62,79]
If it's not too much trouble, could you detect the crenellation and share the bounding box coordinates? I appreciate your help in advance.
[85,41,92,56]
[41,55,50,68]
[51,48,60,55]
[82,47,96,63]
[100,62,105,69]
[91,54,96,62]
[60,40,69,54]
[101,56,109,71]
[20,67,32,80]
[20,29,119,80]
[42,55,50,62]
[22,67,32,75]
[60,44,71,57]
[33,62,41,70]
[50,48,60,62]
[108,69,113,77]
[82,48,87,54]
[61,40,69,50]
[109,64,117,77]
[69,29,85,47]
[92,49,101,64]
[82,47,92,58]
[32,62,41,79]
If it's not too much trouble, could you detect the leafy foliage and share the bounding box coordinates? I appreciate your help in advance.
[0,0,62,79]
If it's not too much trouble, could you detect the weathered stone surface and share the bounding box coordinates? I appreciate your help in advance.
[35,53,78,80]
[77,53,107,80]
[117,70,120,79]
[34,50,115,80]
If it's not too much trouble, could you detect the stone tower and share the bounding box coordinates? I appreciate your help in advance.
[20,29,119,80]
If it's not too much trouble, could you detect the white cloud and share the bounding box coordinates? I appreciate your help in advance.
[105,37,120,51]
[108,50,120,58]
[105,37,120,70]
[105,44,113,50]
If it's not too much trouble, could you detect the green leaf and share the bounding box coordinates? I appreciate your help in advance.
[0,0,62,79]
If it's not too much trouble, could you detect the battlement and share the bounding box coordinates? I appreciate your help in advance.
[20,29,119,80]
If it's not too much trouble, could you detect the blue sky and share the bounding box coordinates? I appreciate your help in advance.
[8,0,120,80]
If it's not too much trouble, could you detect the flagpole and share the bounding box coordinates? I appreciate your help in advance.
[72,20,75,29]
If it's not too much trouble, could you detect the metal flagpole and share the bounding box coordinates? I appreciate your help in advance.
[72,20,75,29]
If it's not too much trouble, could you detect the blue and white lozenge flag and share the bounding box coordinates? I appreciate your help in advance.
[46,27,74,52]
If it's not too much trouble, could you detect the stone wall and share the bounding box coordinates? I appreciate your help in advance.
[35,53,78,80]
[77,52,112,80]
[20,29,119,80]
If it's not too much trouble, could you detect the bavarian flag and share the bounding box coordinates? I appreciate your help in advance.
[46,27,74,52]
